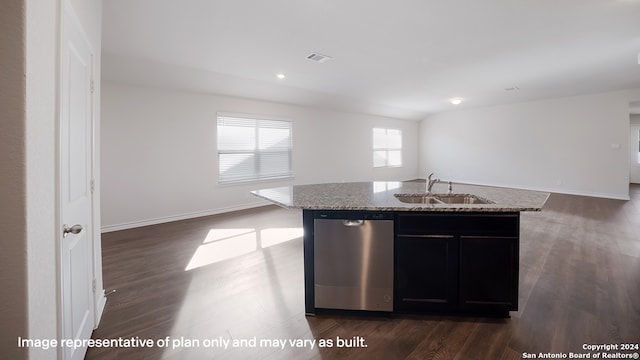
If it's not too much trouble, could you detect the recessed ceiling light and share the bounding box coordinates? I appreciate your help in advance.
[276,73,286,79]
[450,98,463,105]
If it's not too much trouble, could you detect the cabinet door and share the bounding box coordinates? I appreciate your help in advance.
[459,236,519,312]
[395,235,458,312]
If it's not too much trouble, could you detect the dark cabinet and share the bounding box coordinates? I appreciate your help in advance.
[459,236,519,312]
[395,212,519,315]
[395,234,458,312]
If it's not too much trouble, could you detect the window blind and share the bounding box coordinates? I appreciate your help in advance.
[217,115,293,183]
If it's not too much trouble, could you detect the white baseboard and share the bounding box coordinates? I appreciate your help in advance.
[550,188,630,201]
[100,201,271,233]
[445,179,631,201]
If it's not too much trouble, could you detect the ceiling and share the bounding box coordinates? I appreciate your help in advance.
[102,0,640,120]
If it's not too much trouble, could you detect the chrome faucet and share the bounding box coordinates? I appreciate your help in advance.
[427,173,453,195]
[426,173,439,194]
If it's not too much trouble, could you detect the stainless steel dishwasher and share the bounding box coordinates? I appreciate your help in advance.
[314,212,394,312]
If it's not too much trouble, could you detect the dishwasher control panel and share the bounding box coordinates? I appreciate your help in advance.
[315,211,394,221]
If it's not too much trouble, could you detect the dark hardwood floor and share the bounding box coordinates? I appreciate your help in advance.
[86,185,640,359]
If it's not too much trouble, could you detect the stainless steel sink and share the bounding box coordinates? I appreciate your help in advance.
[434,194,494,204]
[394,195,443,204]
[395,193,494,205]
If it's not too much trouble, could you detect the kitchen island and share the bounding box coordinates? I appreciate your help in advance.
[251,181,549,317]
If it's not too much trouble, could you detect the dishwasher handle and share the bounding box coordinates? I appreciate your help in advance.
[342,220,365,227]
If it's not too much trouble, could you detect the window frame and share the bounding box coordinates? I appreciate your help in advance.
[372,127,403,168]
[217,113,293,184]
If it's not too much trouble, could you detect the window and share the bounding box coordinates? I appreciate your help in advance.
[217,115,292,183]
[373,128,402,167]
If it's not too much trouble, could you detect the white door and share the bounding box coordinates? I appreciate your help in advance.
[60,6,95,360]
[631,125,640,184]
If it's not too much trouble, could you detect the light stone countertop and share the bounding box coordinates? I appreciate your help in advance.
[250,181,550,212]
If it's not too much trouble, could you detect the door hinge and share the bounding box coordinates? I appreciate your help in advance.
[90,179,95,193]
[90,80,95,93]
[92,279,96,293]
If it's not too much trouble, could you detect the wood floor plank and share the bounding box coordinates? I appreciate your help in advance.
[87,185,640,359]
[454,318,513,360]
[405,319,477,360]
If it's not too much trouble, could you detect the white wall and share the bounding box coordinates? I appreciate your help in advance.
[420,89,640,200]
[101,83,419,231]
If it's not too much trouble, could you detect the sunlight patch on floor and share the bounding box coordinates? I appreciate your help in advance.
[260,227,304,247]
[185,227,303,271]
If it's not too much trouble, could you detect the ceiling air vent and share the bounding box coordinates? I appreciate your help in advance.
[306,52,332,63]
